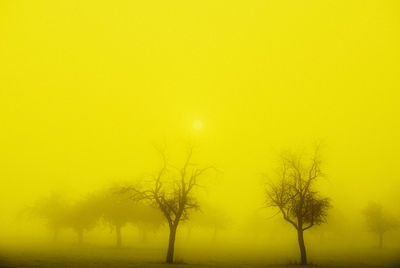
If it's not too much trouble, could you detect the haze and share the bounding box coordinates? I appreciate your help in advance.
[0,1,399,267]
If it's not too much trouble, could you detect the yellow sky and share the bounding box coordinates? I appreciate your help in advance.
[1,0,400,219]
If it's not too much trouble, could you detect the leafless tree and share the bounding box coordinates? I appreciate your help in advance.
[265,148,331,265]
[362,202,398,248]
[126,146,214,263]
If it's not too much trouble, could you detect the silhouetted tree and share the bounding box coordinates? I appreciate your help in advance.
[362,202,398,248]
[127,146,214,263]
[265,148,331,265]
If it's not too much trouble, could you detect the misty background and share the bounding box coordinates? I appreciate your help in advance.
[1,0,400,266]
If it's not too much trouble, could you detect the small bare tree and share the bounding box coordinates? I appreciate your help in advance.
[362,202,398,248]
[138,146,213,263]
[265,148,331,265]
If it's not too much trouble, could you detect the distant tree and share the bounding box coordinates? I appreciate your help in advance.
[126,146,214,263]
[98,187,164,247]
[362,202,398,248]
[29,193,69,242]
[265,148,331,265]
[133,202,165,242]
[66,196,100,244]
[92,187,140,248]
[241,210,271,239]
[190,203,230,241]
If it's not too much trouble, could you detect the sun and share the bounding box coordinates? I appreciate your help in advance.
[192,120,203,131]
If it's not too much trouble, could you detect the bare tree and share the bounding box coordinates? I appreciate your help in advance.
[127,146,213,263]
[362,202,398,248]
[265,148,331,265]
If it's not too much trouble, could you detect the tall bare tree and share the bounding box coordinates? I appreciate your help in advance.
[362,202,398,248]
[265,148,331,265]
[128,146,213,263]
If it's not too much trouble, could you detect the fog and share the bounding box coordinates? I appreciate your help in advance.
[1,0,400,267]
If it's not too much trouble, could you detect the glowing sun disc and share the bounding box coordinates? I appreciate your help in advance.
[192,120,203,131]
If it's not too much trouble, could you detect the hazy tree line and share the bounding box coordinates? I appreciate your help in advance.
[26,145,399,265]
[28,188,165,248]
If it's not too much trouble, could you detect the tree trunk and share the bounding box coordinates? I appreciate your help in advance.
[297,228,307,265]
[379,233,383,248]
[77,229,83,245]
[166,224,178,264]
[116,224,122,248]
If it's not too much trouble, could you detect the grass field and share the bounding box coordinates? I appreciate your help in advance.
[1,246,399,268]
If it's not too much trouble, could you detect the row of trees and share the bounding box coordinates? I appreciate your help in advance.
[29,145,398,265]
[30,188,164,247]
[30,146,222,263]
[30,187,230,249]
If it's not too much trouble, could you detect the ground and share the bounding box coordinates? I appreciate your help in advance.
[0,254,398,268]
[0,245,399,268]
